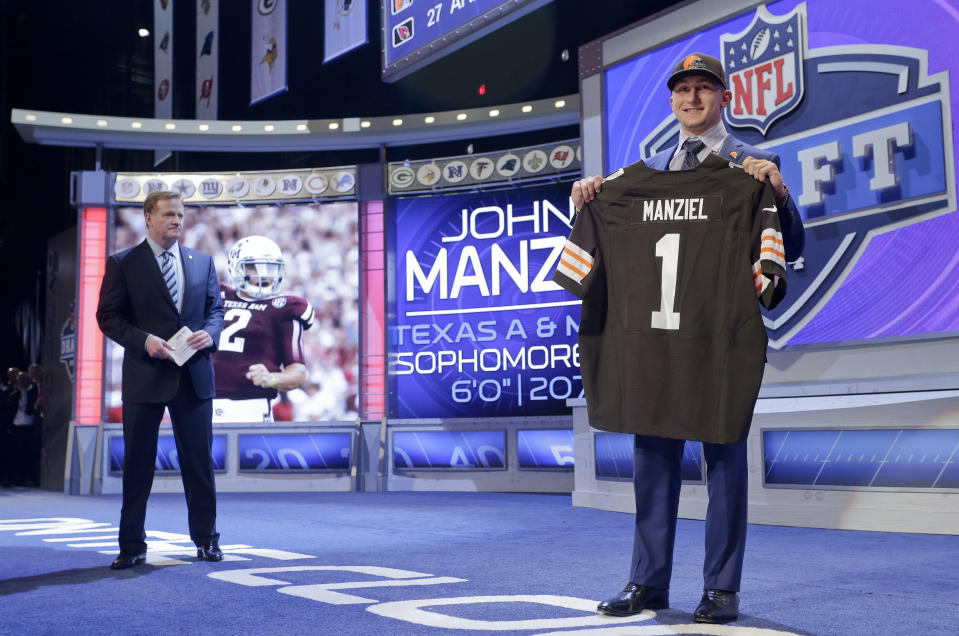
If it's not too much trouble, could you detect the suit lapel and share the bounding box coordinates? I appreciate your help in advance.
[720,137,747,164]
[179,245,193,314]
[136,240,178,313]
[647,146,673,171]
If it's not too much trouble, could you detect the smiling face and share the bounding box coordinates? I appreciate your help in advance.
[669,74,732,136]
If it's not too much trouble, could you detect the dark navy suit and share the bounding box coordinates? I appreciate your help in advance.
[97,239,224,555]
[628,136,804,592]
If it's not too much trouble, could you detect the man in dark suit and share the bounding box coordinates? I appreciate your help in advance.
[96,190,225,570]
[571,53,805,623]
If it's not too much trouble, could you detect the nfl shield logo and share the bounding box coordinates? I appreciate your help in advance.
[721,5,805,135]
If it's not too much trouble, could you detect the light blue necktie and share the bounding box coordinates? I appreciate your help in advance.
[161,250,179,309]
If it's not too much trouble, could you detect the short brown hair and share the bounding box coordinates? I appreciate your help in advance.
[143,190,182,215]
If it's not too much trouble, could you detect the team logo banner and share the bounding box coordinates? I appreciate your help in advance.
[389,183,582,419]
[607,0,957,349]
[154,0,174,165]
[388,140,581,194]
[251,0,288,104]
[196,0,218,119]
[324,0,368,63]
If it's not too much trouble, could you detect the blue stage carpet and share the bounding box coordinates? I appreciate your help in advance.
[0,489,956,635]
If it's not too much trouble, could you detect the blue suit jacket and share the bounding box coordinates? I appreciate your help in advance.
[645,135,805,261]
[96,240,224,403]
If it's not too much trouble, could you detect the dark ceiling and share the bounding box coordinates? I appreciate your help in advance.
[0,0,680,366]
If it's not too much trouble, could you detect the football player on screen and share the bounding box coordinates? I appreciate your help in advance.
[212,235,315,422]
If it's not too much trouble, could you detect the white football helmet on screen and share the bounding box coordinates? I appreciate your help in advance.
[228,235,285,299]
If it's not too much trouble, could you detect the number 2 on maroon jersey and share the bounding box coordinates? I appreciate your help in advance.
[219,308,252,352]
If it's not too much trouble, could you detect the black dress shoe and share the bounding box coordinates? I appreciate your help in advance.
[597,583,669,616]
[110,552,146,570]
[694,589,739,623]
[196,543,223,562]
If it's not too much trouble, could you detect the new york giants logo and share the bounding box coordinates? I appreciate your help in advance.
[721,5,804,135]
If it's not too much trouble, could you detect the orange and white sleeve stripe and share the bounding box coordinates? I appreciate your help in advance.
[753,229,786,297]
[557,240,593,284]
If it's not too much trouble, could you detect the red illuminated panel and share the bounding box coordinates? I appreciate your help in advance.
[360,199,386,420]
[75,207,106,425]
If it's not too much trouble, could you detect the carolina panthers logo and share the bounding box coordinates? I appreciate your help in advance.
[641,3,954,348]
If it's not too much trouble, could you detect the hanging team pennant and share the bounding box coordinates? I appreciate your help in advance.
[154,0,174,165]
[196,0,219,119]
[251,0,288,104]
[323,0,368,63]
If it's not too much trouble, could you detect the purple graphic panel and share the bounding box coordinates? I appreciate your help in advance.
[601,0,959,346]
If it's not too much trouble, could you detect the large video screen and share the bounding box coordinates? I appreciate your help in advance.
[382,0,552,80]
[388,183,581,418]
[599,0,959,349]
[103,203,359,423]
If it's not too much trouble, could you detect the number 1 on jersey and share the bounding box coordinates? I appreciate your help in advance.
[651,233,681,330]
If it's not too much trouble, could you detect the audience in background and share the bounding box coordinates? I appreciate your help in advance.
[1,366,20,487]
[2,366,41,486]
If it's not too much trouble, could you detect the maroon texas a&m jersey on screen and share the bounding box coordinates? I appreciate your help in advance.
[214,285,315,399]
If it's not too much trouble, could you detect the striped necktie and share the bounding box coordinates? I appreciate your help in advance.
[161,250,179,309]
[680,138,706,170]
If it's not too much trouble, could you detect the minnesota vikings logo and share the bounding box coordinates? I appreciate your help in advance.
[261,37,278,72]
